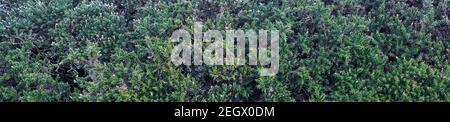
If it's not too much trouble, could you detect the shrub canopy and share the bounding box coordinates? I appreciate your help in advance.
[0,0,449,102]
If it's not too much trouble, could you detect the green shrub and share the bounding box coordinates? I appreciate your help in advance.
[1,0,449,102]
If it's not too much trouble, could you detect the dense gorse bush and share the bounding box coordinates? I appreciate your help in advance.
[1,0,449,102]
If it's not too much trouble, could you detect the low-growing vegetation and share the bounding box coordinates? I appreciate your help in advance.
[0,0,449,102]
